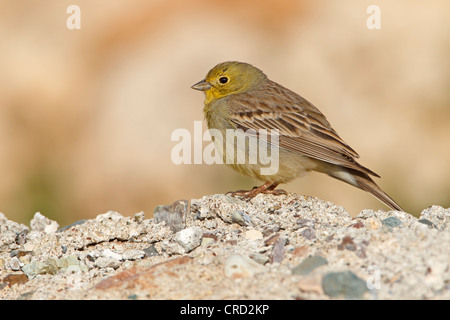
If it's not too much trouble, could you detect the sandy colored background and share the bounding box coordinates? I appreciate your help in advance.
[0,0,449,226]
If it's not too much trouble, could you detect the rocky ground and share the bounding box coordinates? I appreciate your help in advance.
[0,193,448,300]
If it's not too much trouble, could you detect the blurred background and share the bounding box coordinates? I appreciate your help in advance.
[0,0,449,226]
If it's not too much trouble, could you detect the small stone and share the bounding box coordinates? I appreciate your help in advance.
[133,211,145,224]
[231,210,253,226]
[174,227,203,253]
[22,257,60,278]
[337,236,357,251]
[366,217,381,230]
[57,219,87,233]
[418,219,436,228]
[2,274,29,287]
[264,233,280,246]
[292,245,309,258]
[351,221,365,229]
[201,237,215,247]
[15,229,28,245]
[381,216,403,229]
[30,212,59,234]
[262,225,280,237]
[270,237,286,264]
[143,245,159,257]
[57,254,79,268]
[204,220,217,229]
[122,250,145,261]
[102,249,123,261]
[95,257,121,269]
[224,254,267,278]
[154,200,188,232]
[249,253,269,265]
[300,228,316,240]
[297,274,323,294]
[322,271,368,299]
[9,257,22,271]
[292,255,328,276]
[202,232,218,241]
[244,229,263,240]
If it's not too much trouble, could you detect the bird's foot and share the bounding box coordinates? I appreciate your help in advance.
[227,182,287,200]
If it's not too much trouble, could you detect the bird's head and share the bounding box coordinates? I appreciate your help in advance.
[191,61,266,104]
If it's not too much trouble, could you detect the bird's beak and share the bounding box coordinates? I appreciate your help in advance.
[191,79,212,91]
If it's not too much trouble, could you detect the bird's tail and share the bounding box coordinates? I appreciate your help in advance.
[327,167,403,211]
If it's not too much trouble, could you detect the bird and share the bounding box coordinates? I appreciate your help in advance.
[191,61,403,211]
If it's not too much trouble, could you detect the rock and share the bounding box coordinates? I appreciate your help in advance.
[0,193,448,300]
[1,274,29,288]
[122,250,145,261]
[22,257,59,278]
[94,257,121,269]
[244,229,263,240]
[337,236,357,251]
[0,212,29,249]
[292,255,328,276]
[9,257,22,271]
[143,245,159,257]
[381,216,403,229]
[133,211,145,224]
[419,206,449,230]
[270,237,286,263]
[204,220,217,229]
[102,249,123,261]
[321,271,368,299]
[224,254,267,278]
[249,253,269,265]
[231,210,253,226]
[174,227,203,253]
[57,219,87,233]
[418,219,436,228]
[22,255,87,278]
[30,212,59,234]
[300,228,316,240]
[154,200,188,232]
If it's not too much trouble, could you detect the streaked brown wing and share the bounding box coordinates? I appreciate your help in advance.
[226,80,380,177]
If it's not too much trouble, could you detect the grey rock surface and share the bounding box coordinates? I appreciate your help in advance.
[0,194,448,299]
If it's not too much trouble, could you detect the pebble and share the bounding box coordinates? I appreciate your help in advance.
[22,255,88,278]
[102,249,123,261]
[1,273,29,288]
[224,254,267,278]
[154,200,188,233]
[365,217,381,230]
[0,195,448,300]
[30,212,59,234]
[381,217,403,229]
[122,250,145,261]
[9,257,22,271]
[94,257,121,269]
[300,228,316,240]
[244,229,263,240]
[292,255,328,276]
[143,245,159,257]
[231,210,253,226]
[174,227,203,253]
[57,219,87,233]
[321,271,368,299]
[270,237,286,263]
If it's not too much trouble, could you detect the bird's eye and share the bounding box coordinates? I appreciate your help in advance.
[219,76,229,84]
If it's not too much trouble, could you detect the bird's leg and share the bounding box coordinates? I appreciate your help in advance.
[228,182,287,199]
[264,183,288,196]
